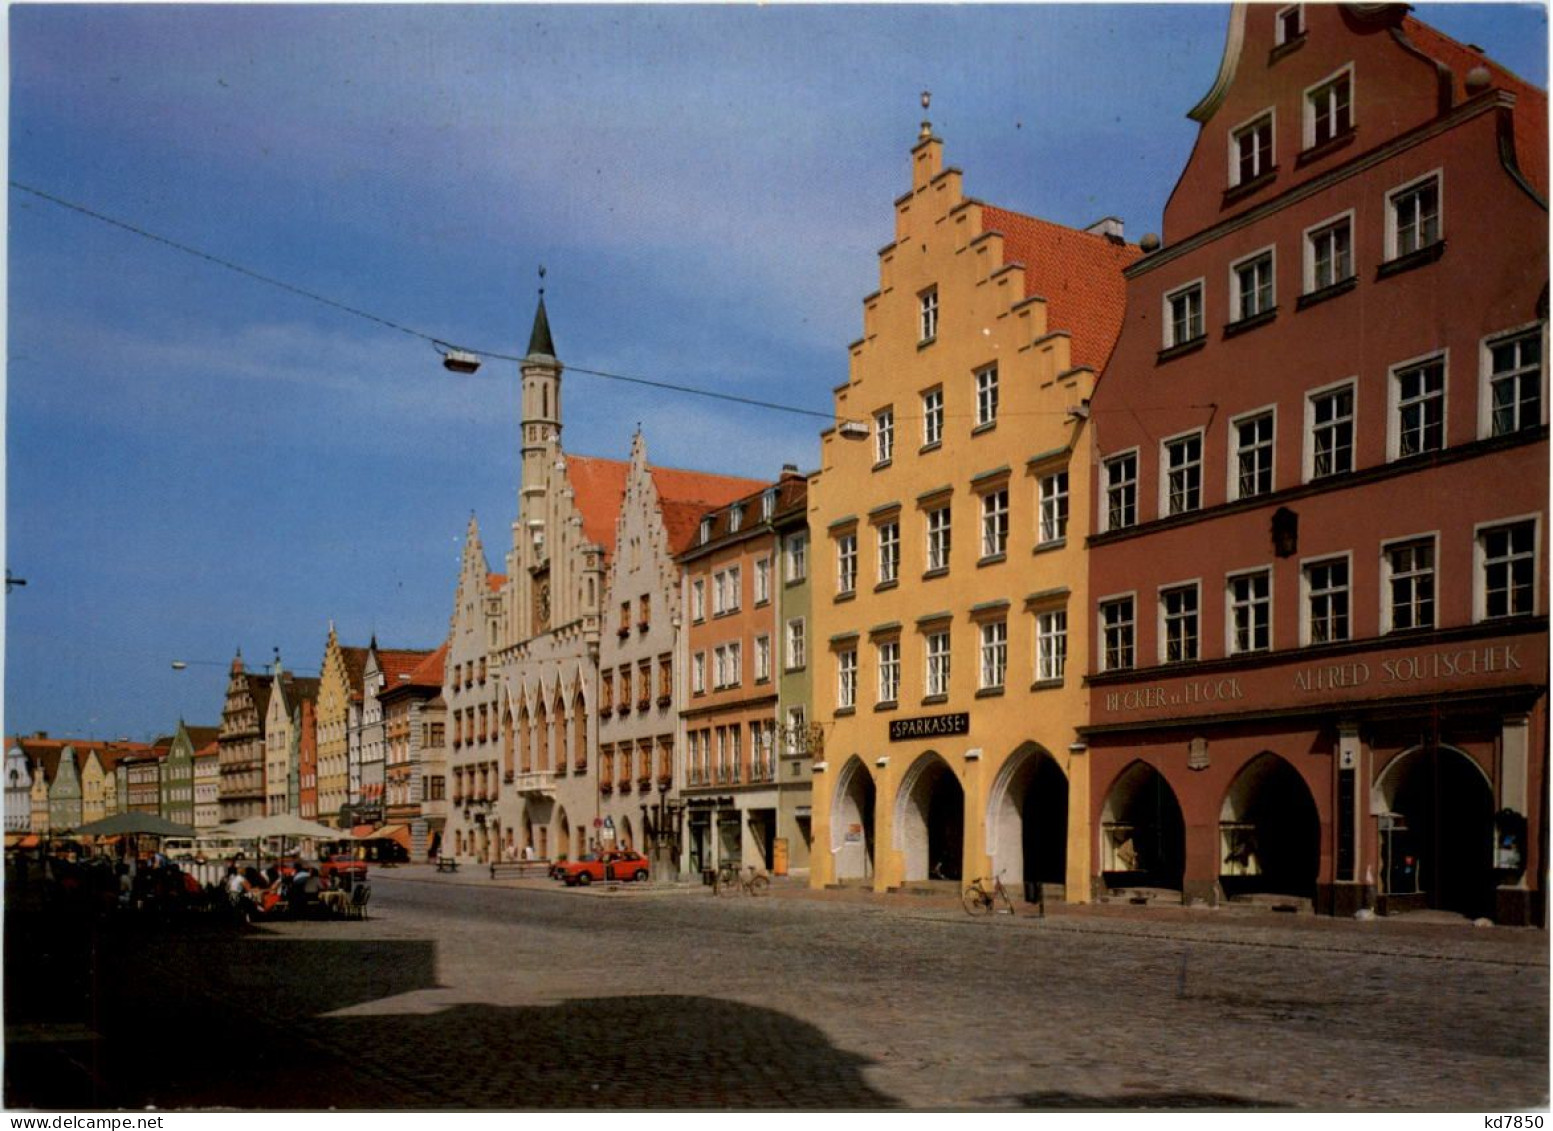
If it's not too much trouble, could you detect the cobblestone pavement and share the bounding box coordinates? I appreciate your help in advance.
[6,867,1547,1111]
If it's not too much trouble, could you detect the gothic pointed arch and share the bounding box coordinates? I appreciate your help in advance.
[830,755,877,882]
[985,741,1069,895]
[1099,760,1185,891]
[892,751,965,882]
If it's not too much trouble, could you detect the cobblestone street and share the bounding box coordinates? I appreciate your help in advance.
[6,868,1547,1110]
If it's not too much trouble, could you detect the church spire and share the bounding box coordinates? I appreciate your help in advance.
[527,266,556,360]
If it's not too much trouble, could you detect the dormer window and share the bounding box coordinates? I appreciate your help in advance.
[700,517,713,544]
[761,489,776,520]
[729,504,743,533]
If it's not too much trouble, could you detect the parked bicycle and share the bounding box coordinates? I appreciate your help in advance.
[713,862,770,896]
[962,871,1016,916]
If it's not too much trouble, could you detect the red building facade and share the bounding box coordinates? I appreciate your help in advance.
[1084,4,1547,923]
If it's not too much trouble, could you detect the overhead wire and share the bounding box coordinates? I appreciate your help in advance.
[12,180,1217,427]
[10,181,838,424]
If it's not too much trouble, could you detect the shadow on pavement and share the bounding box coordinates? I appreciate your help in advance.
[5,910,896,1110]
[1010,1090,1283,1110]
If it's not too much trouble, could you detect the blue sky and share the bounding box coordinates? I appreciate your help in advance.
[6,3,1547,742]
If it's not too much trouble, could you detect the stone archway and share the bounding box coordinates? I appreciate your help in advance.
[830,756,876,882]
[1218,752,1320,899]
[986,743,1068,899]
[894,752,964,882]
[1099,760,1185,891]
[1375,745,1495,918]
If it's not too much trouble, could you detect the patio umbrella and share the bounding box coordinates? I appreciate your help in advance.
[67,812,196,838]
[221,814,341,840]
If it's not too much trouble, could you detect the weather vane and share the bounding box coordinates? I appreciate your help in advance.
[538,263,546,298]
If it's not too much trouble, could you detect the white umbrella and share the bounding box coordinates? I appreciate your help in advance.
[222,814,342,840]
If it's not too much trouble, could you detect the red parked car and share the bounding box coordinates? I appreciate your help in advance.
[560,850,650,886]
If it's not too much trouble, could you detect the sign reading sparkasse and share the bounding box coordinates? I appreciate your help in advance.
[889,712,970,742]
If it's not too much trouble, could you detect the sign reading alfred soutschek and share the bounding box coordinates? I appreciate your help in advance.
[889,712,970,742]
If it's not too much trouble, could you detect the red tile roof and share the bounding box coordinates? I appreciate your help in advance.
[565,455,768,562]
[1403,15,1548,198]
[407,642,449,689]
[378,648,433,688]
[339,645,371,702]
[486,573,506,592]
[979,206,1143,373]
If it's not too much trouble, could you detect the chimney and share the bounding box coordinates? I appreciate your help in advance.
[781,464,802,480]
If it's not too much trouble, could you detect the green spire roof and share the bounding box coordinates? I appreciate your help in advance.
[527,295,556,360]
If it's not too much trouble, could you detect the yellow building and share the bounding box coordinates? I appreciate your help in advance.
[809,120,1138,902]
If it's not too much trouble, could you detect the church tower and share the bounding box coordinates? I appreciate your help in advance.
[518,289,561,573]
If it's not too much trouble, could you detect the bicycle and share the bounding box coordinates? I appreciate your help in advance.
[962,871,1016,916]
[713,863,770,896]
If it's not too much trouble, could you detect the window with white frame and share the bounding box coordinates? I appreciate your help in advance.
[1305,68,1352,148]
[1384,538,1435,632]
[691,578,706,621]
[1276,4,1303,44]
[1481,520,1537,619]
[1232,250,1275,321]
[875,407,895,464]
[1165,282,1205,347]
[925,631,951,697]
[836,533,858,595]
[1309,385,1354,478]
[1306,215,1353,292]
[876,639,900,704]
[919,287,939,342]
[713,645,728,688]
[787,534,807,581]
[1389,174,1441,259]
[975,365,999,428]
[922,387,944,447]
[1393,356,1446,458]
[1039,470,1069,544]
[692,652,706,694]
[1228,570,1271,654]
[785,706,807,757]
[754,556,771,605]
[1231,112,1274,187]
[761,489,776,520]
[754,634,771,682]
[728,566,741,611]
[728,641,742,686]
[926,506,952,571]
[981,488,1009,558]
[1304,557,1350,644]
[1036,609,1068,682]
[1163,433,1203,516]
[837,648,857,710]
[1487,329,1543,436]
[979,620,1008,690]
[1100,597,1135,671]
[877,520,900,585]
[1234,411,1275,498]
[729,504,743,533]
[1160,584,1200,664]
[786,618,806,670]
[712,570,727,616]
[1104,452,1138,530]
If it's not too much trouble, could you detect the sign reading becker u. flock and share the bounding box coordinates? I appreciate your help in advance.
[1092,633,1541,724]
[889,712,970,742]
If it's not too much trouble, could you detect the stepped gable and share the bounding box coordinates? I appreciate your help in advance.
[565,454,767,563]
[979,205,1143,374]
